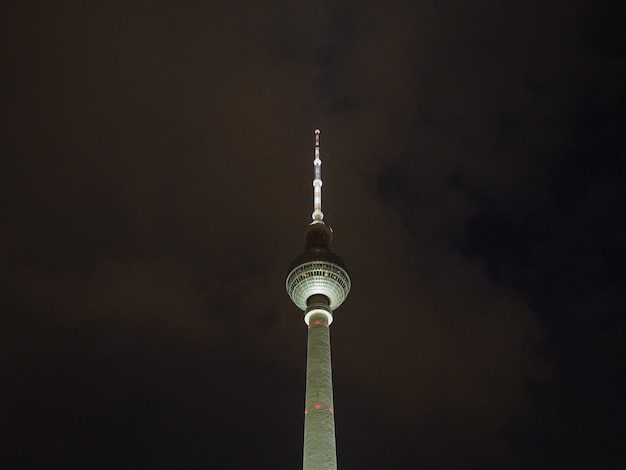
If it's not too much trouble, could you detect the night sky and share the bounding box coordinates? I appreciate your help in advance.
[2,1,625,468]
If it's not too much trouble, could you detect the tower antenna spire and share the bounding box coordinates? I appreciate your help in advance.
[312,129,324,223]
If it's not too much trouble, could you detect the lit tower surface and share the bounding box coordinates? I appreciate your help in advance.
[286,129,351,470]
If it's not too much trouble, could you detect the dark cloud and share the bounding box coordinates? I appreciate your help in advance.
[1,0,625,468]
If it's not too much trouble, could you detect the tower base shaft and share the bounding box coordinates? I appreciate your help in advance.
[303,312,337,470]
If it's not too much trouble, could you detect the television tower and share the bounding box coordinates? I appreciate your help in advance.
[286,129,351,470]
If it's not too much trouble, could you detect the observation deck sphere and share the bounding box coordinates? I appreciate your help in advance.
[286,251,351,311]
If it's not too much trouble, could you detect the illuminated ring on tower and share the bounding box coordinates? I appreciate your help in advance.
[286,261,351,311]
[304,304,333,326]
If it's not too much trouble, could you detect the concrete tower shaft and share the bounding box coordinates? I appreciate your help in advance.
[303,305,336,470]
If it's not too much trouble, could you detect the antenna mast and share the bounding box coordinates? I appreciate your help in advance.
[312,129,324,223]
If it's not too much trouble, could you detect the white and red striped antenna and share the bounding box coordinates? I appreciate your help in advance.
[312,129,324,223]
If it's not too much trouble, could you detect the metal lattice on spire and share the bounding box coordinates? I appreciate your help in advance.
[312,129,324,222]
